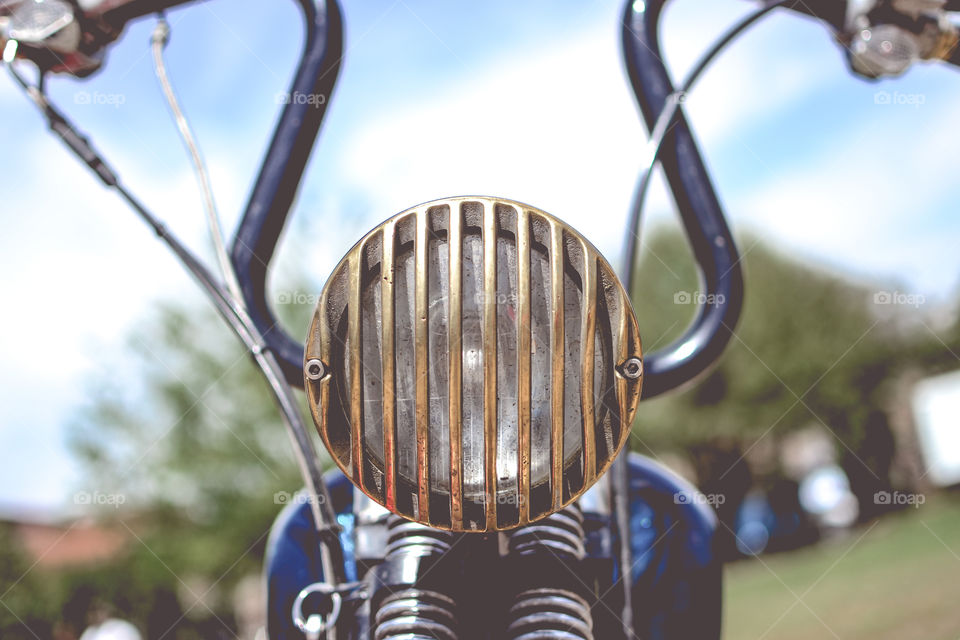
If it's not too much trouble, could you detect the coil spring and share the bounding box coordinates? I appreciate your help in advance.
[373,588,457,640]
[372,517,458,640]
[505,505,592,639]
[508,505,586,559]
[506,588,594,640]
[385,517,454,557]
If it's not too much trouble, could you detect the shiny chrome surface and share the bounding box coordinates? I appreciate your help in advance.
[306,196,643,531]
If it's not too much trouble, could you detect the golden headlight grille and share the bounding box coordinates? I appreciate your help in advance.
[305,197,642,532]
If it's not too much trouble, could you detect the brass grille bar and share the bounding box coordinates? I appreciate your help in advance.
[549,220,565,511]
[516,206,532,525]
[381,222,397,510]
[348,251,364,487]
[317,290,332,463]
[448,204,464,529]
[415,210,431,522]
[482,202,498,530]
[580,246,597,485]
[617,302,631,447]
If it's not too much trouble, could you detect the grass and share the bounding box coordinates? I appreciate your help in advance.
[723,496,960,640]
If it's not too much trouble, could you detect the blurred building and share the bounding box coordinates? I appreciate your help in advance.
[1,512,130,569]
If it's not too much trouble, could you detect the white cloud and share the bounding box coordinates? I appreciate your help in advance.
[0,116,249,510]
[736,87,960,298]
[662,2,842,145]
[326,4,839,265]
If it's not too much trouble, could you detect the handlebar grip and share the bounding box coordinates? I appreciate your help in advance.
[622,0,744,398]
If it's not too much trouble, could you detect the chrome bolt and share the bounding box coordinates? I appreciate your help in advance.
[621,357,643,380]
[305,359,326,381]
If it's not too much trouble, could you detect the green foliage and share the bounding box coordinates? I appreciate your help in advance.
[0,525,56,638]
[0,522,224,639]
[56,297,323,634]
[629,227,911,452]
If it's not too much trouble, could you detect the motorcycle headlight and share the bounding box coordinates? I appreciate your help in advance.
[305,197,642,531]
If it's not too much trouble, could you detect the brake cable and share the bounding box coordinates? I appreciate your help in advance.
[623,0,791,287]
[614,1,790,635]
[3,58,348,601]
[150,14,244,305]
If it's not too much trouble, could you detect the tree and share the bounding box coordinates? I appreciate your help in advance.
[629,227,904,450]
[65,290,324,635]
[626,227,943,544]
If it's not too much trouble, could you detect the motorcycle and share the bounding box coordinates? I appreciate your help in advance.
[3,0,956,638]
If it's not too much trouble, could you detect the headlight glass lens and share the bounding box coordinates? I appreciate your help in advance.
[307,197,642,531]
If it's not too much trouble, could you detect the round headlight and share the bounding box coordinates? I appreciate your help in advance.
[305,197,642,531]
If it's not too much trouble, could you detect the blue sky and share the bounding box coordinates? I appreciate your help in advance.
[2,0,958,515]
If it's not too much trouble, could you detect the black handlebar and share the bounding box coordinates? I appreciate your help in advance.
[105,0,771,394]
[621,0,744,398]
[216,0,748,394]
[84,0,344,387]
[227,0,343,387]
